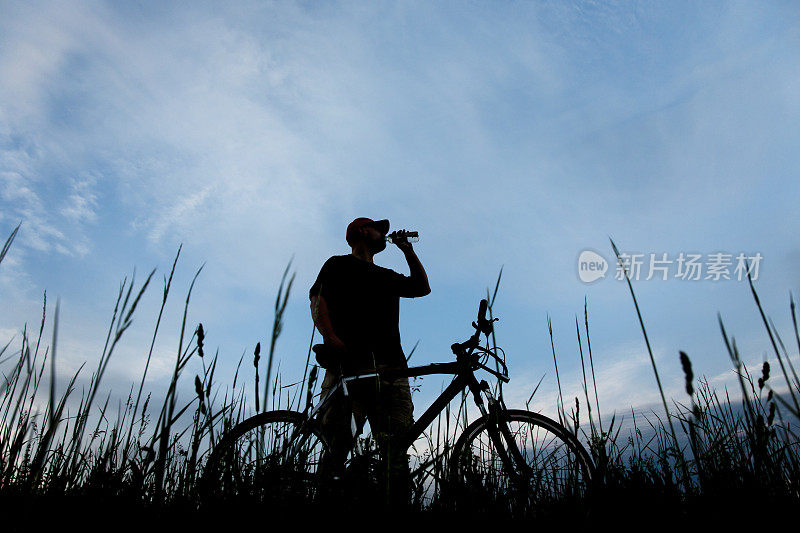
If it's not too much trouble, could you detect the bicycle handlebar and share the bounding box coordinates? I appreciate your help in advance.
[448,299,508,381]
[476,360,510,383]
[473,299,497,336]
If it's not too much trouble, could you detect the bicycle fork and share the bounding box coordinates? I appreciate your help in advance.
[469,378,534,483]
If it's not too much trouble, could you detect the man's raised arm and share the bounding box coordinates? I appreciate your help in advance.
[396,241,431,297]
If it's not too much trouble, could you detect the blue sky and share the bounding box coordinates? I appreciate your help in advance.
[1,1,799,426]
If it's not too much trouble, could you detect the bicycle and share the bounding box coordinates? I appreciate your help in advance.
[202,300,595,514]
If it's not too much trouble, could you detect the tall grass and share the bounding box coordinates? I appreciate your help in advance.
[0,226,798,525]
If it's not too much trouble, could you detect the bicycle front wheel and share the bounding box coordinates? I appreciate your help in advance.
[202,410,329,503]
[449,409,594,516]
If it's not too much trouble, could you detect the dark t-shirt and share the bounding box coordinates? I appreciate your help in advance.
[309,254,420,372]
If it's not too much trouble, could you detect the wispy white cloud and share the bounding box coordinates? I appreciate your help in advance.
[60,175,98,226]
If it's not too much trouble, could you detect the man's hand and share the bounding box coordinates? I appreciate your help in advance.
[393,239,414,254]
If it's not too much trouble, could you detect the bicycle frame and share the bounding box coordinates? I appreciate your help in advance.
[300,299,528,478]
[308,358,495,454]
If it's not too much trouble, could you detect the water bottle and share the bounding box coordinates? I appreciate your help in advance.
[386,230,419,244]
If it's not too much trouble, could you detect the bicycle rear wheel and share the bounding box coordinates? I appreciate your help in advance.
[202,410,329,503]
[449,409,594,517]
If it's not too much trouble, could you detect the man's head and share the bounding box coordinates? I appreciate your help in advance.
[346,217,389,254]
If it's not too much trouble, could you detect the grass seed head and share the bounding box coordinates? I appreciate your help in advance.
[758,361,770,390]
[196,323,205,358]
[679,351,694,396]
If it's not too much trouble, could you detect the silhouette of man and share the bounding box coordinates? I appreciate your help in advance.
[309,217,430,509]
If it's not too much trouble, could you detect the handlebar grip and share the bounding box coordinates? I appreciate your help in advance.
[474,299,497,335]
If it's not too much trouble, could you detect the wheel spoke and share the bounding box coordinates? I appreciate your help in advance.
[203,411,329,502]
[451,410,593,515]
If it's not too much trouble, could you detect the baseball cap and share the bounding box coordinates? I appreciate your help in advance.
[346,217,390,245]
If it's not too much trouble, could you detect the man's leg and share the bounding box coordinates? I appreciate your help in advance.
[318,371,363,480]
[368,377,414,510]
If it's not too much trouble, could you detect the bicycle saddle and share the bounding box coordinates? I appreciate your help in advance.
[312,344,340,370]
